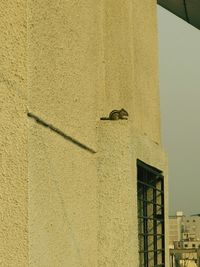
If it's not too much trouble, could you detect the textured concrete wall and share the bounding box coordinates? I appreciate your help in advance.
[132,0,161,143]
[28,1,100,266]
[103,0,161,143]
[0,1,28,266]
[98,123,168,266]
[97,122,137,266]
[0,0,168,266]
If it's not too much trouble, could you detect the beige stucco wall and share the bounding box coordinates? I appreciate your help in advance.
[0,0,168,266]
[0,1,28,266]
[98,123,168,267]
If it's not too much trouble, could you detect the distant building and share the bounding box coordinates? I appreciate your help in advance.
[169,212,200,249]
[183,215,200,241]
[169,211,184,248]
[169,212,200,266]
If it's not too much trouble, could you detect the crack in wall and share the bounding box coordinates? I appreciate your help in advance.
[27,112,96,154]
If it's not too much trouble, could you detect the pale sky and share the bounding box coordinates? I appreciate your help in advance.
[157,6,200,216]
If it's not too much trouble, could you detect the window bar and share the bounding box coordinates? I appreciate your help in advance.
[138,180,164,193]
[143,179,148,267]
[161,179,165,265]
[153,186,158,266]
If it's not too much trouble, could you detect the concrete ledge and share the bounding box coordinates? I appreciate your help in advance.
[97,121,138,266]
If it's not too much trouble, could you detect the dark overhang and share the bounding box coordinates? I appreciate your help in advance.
[158,0,200,30]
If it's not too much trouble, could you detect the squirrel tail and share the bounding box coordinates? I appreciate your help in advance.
[100,117,109,120]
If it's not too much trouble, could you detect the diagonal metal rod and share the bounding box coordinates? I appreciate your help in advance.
[27,112,96,154]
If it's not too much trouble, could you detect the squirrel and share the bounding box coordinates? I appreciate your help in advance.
[101,108,128,120]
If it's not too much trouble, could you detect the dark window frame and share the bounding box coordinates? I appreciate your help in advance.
[137,160,165,267]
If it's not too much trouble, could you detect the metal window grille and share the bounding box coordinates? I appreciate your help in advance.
[137,160,165,267]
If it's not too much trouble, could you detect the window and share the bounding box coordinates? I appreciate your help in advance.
[192,244,196,248]
[137,160,165,267]
[185,244,188,248]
